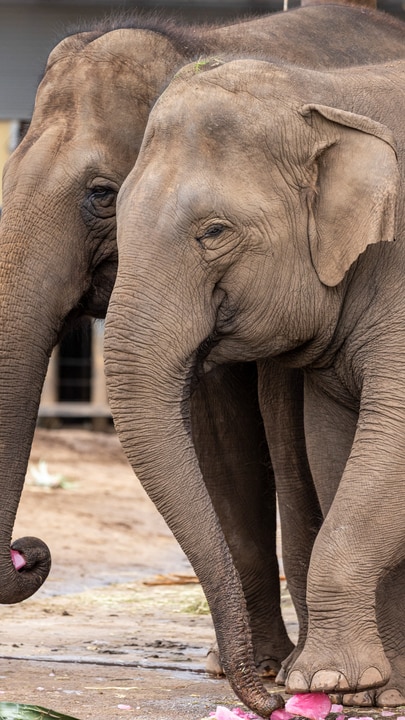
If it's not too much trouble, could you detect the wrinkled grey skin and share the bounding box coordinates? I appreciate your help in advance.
[1,4,405,712]
[105,58,405,715]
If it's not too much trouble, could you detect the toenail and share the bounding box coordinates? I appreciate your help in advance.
[358,667,385,689]
[376,689,405,707]
[276,667,287,685]
[310,670,350,692]
[287,670,308,692]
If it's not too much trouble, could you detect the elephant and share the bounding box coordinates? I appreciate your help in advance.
[103,56,405,716]
[0,3,405,707]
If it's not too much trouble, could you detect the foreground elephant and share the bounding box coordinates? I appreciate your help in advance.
[104,57,405,715]
[1,5,405,709]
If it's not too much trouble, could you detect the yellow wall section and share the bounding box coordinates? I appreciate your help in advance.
[0,121,11,206]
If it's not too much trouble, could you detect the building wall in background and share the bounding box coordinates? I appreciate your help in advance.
[0,121,10,204]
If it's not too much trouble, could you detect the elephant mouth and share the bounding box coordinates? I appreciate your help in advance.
[193,333,220,384]
[190,290,235,388]
[194,292,237,378]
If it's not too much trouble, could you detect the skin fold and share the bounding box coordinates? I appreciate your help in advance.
[0,3,405,712]
[104,58,405,715]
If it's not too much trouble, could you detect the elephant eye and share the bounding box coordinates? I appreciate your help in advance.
[89,186,117,208]
[85,184,118,222]
[196,223,226,243]
[83,183,118,226]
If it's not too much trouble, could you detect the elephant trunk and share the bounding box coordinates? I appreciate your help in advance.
[0,298,52,602]
[104,266,283,717]
[0,207,77,602]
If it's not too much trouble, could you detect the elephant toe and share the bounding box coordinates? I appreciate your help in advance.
[341,663,405,707]
[358,667,386,689]
[286,670,310,692]
[276,666,287,685]
[277,647,301,686]
[342,690,375,706]
[376,687,405,706]
[310,669,350,692]
[205,645,224,676]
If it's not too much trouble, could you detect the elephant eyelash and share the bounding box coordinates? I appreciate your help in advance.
[89,186,116,199]
[86,187,118,213]
[196,223,226,243]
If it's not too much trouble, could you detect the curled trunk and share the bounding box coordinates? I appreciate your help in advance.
[0,269,53,602]
[0,194,87,602]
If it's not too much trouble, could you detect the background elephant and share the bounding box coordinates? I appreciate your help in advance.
[104,56,405,715]
[0,4,405,710]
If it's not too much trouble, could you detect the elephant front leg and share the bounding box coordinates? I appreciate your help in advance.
[191,362,294,677]
[340,560,405,707]
[257,359,322,681]
[373,561,405,706]
[287,381,405,697]
[303,380,405,707]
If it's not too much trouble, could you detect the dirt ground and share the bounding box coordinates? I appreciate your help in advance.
[1,427,294,720]
[1,428,402,720]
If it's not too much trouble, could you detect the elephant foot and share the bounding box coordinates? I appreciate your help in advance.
[335,687,405,707]
[286,637,390,694]
[288,665,388,694]
[276,642,307,686]
[331,656,405,707]
[330,687,405,708]
[205,642,287,678]
[256,655,283,678]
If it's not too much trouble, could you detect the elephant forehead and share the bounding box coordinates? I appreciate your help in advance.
[31,58,149,156]
[39,28,179,132]
[151,68,297,158]
[85,28,178,69]
[15,106,138,192]
[151,89,253,153]
[39,58,126,117]
[39,55,144,123]
[122,142,275,230]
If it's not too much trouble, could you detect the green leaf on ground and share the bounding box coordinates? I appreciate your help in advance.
[0,704,81,720]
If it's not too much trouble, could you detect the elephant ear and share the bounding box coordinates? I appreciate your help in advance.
[301,104,399,287]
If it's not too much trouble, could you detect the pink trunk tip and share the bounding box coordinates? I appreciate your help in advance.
[11,548,26,570]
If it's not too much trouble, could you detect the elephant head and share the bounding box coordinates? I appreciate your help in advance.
[0,25,187,604]
[104,57,400,709]
[106,57,398,377]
